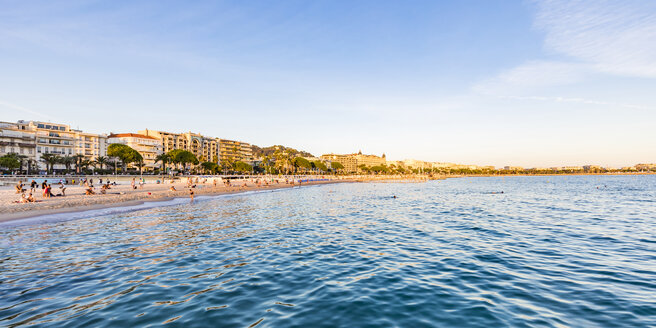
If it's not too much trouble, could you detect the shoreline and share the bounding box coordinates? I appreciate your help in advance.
[0,179,353,225]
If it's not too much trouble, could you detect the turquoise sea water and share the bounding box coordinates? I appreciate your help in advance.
[1,175,655,327]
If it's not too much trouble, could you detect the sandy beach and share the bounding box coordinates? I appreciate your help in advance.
[0,176,351,223]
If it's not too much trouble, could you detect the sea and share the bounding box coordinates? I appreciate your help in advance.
[1,175,655,327]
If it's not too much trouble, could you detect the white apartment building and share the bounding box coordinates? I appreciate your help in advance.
[1,120,107,171]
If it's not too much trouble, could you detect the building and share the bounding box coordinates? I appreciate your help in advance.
[139,129,220,163]
[320,151,386,172]
[635,163,656,171]
[1,120,107,171]
[74,131,107,162]
[0,121,37,159]
[218,139,253,164]
[139,129,253,165]
[107,133,163,171]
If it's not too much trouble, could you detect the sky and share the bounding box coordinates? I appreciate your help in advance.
[1,0,655,168]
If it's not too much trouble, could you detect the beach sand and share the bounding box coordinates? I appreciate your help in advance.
[0,177,348,223]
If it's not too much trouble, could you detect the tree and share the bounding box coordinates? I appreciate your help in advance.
[155,153,170,174]
[108,143,142,172]
[312,160,328,172]
[73,154,85,174]
[234,161,253,173]
[79,159,93,172]
[61,156,76,173]
[293,157,312,173]
[201,161,219,174]
[370,165,389,174]
[40,153,61,174]
[95,156,109,171]
[331,162,344,173]
[0,154,21,171]
[167,149,198,172]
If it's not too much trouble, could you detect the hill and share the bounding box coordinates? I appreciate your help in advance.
[252,145,314,158]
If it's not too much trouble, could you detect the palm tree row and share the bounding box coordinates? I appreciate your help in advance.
[39,153,111,174]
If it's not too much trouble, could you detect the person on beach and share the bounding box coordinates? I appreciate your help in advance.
[30,180,37,193]
[170,186,177,192]
[44,184,53,198]
[189,188,194,200]
[41,180,47,190]
[131,178,136,190]
[27,192,35,203]
[15,180,24,194]
[17,193,28,203]
[85,187,95,195]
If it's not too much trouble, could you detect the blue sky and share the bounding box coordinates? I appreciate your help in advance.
[1,0,654,167]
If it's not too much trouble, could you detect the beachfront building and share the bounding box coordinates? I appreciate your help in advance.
[107,133,163,171]
[74,131,107,162]
[0,121,37,158]
[139,129,220,163]
[320,151,386,172]
[218,139,253,164]
[0,120,107,171]
[635,163,656,171]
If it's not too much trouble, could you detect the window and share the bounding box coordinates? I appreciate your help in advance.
[38,124,45,128]
[60,127,65,131]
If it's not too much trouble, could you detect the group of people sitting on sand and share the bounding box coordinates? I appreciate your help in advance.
[15,192,37,203]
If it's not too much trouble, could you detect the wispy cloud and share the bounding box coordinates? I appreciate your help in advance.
[497,95,653,111]
[535,0,656,78]
[473,60,589,95]
[0,100,53,120]
[473,0,656,97]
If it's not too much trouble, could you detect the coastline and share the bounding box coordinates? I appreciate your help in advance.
[0,179,353,225]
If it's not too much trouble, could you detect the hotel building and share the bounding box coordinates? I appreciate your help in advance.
[107,133,163,171]
[320,151,386,172]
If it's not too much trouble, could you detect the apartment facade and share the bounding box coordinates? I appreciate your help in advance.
[75,131,107,161]
[320,151,386,172]
[218,139,253,164]
[0,121,37,161]
[107,133,163,171]
[1,120,107,171]
[139,129,219,163]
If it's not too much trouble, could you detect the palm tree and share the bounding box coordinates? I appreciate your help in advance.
[154,153,169,175]
[61,156,76,173]
[136,159,144,175]
[73,154,85,174]
[11,154,28,174]
[40,153,61,174]
[95,156,108,172]
[79,159,93,172]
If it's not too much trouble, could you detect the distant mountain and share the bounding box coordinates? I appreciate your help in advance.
[252,145,314,158]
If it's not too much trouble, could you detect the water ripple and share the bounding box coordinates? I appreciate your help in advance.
[1,175,655,327]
